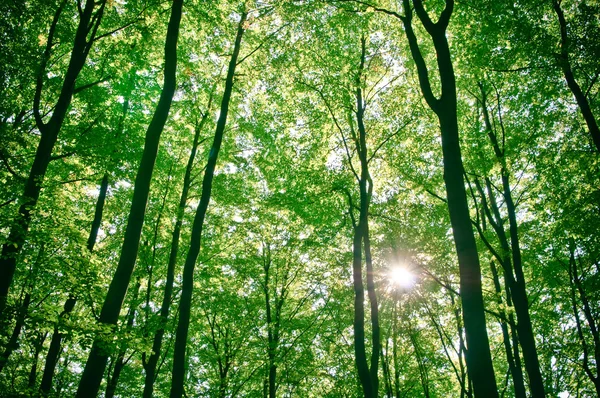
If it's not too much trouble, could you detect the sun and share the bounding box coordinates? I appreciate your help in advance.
[389,267,415,288]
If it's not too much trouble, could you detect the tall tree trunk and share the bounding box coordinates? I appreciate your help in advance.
[409,331,430,398]
[39,161,108,397]
[28,332,47,389]
[380,344,393,398]
[0,0,105,317]
[264,247,277,398]
[262,244,286,398]
[568,244,600,396]
[0,293,31,374]
[75,0,183,395]
[0,244,45,375]
[425,288,470,398]
[392,299,401,398]
[169,11,247,398]
[142,97,212,398]
[478,83,546,397]
[552,0,600,152]
[490,261,526,398]
[105,281,140,398]
[350,35,380,398]
[398,1,498,396]
[39,296,76,396]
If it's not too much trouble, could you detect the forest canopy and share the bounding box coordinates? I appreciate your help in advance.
[0,0,599,397]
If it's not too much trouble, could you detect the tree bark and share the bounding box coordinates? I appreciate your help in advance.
[0,244,45,375]
[349,35,380,398]
[28,332,47,389]
[552,0,600,152]
[568,244,600,396]
[75,0,183,395]
[39,156,107,397]
[399,1,498,396]
[0,0,105,317]
[169,11,247,398]
[142,103,211,398]
[0,293,31,374]
[478,83,546,398]
[105,281,140,398]
[39,296,76,396]
[489,261,526,398]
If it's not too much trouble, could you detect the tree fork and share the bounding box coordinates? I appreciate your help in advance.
[399,0,498,396]
[479,83,546,398]
[0,0,106,319]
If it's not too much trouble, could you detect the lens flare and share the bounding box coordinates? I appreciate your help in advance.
[389,267,415,288]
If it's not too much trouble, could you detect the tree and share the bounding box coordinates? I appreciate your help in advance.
[0,0,107,318]
[395,0,499,395]
[552,0,600,152]
[1,0,600,397]
[75,0,183,394]
[170,9,247,398]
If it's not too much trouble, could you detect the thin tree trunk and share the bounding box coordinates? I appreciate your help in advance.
[0,0,105,317]
[169,11,247,398]
[424,289,470,398]
[380,344,393,398]
[203,311,233,398]
[398,1,498,395]
[28,332,47,388]
[408,331,430,398]
[75,0,183,394]
[105,281,140,398]
[262,244,288,398]
[264,247,277,398]
[392,299,401,398]
[0,244,44,375]
[568,244,600,396]
[0,293,31,374]
[478,83,546,397]
[39,162,108,397]
[350,35,380,398]
[39,296,76,396]
[490,261,526,398]
[552,0,600,152]
[142,97,212,398]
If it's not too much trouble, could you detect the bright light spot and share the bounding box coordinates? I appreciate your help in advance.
[389,267,415,288]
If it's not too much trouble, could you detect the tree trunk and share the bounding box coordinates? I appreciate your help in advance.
[478,83,546,398]
[0,245,44,375]
[392,300,401,398]
[568,244,600,396]
[39,296,76,395]
[75,0,183,395]
[0,0,105,317]
[142,97,211,398]
[409,331,430,398]
[40,173,108,397]
[490,261,526,398]
[552,0,600,152]
[399,1,498,396]
[169,11,247,398]
[262,244,286,398]
[105,281,140,398]
[350,35,380,398]
[0,293,31,374]
[28,332,47,389]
